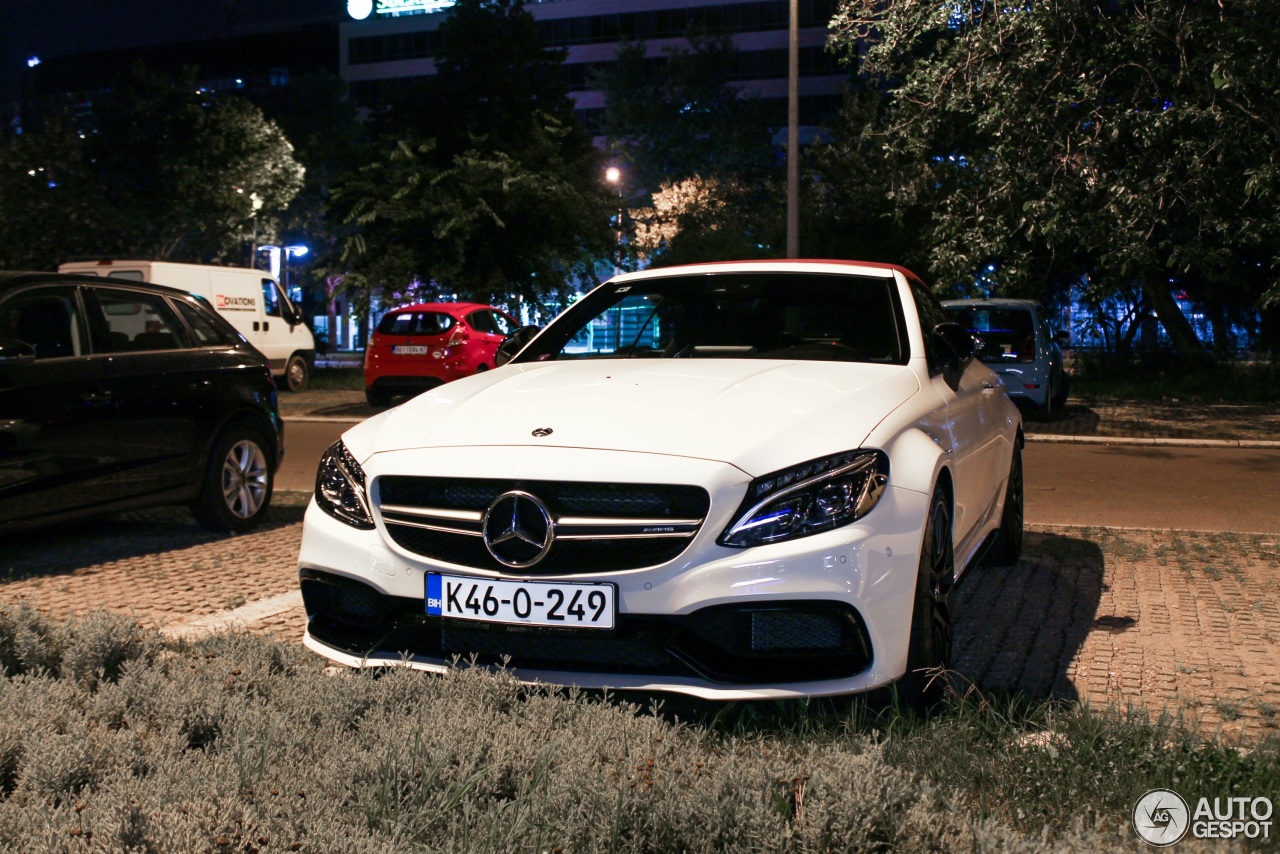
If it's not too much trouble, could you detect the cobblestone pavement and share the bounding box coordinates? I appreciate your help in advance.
[3,498,1277,739]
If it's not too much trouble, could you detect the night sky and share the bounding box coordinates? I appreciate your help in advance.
[1,0,346,105]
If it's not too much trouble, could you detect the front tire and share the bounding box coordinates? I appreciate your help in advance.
[982,444,1024,567]
[897,490,955,710]
[284,354,309,393]
[193,425,274,532]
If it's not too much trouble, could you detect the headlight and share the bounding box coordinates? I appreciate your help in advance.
[315,441,375,530]
[718,451,888,548]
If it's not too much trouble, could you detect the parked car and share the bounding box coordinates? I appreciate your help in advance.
[363,302,521,407]
[299,260,1023,704]
[59,260,317,393]
[0,271,283,535]
[942,298,1068,415]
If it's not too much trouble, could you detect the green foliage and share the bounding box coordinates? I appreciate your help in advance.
[595,34,784,265]
[333,0,613,311]
[1071,353,1280,403]
[0,64,304,269]
[1,605,1275,850]
[827,0,1280,360]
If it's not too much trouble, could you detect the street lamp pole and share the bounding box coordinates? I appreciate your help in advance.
[786,0,800,259]
[606,166,623,275]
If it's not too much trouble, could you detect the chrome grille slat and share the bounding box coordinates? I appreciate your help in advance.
[375,476,710,574]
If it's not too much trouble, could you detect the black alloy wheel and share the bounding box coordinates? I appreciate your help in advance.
[898,490,956,710]
[981,444,1024,567]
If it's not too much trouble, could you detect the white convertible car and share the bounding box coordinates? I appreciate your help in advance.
[298,260,1023,703]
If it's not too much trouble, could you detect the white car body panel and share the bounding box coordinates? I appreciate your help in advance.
[351,359,921,478]
[299,260,1022,700]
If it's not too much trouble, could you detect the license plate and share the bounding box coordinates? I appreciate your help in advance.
[426,574,616,630]
[392,345,431,355]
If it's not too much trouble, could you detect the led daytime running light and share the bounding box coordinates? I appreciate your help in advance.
[316,441,375,529]
[720,451,888,548]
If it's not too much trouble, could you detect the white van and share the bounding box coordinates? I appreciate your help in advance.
[58,260,316,391]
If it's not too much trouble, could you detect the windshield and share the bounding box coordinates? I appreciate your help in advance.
[515,272,908,365]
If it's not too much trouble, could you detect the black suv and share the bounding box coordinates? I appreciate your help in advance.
[0,271,284,534]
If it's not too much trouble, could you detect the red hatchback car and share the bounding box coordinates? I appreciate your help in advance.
[363,302,520,406]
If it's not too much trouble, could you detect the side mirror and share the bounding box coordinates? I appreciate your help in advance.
[494,325,540,367]
[1055,330,1070,346]
[932,322,976,391]
[933,322,976,363]
[0,338,36,364]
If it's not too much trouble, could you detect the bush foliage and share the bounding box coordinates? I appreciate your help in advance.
[0,605,1272,851]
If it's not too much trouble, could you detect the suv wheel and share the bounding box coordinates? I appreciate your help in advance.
[194,424,274,532]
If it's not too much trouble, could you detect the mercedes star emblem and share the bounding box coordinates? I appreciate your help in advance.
[482,490,554,568]
[532,427,554,437]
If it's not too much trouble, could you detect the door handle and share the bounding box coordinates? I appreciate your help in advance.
[253,321,260,332]
[263,322,269,332]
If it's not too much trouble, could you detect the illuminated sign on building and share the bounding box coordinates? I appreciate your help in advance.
[349,0,452,19]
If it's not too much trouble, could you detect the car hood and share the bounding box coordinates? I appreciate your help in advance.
[351,359,920,477]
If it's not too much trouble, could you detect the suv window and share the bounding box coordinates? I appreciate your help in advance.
[173,298,230,346]
[89,288,187,352]
[0,286,89,359]
[377,311,456,337]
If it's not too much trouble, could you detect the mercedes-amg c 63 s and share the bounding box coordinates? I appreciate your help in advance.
[298,261,1023,703]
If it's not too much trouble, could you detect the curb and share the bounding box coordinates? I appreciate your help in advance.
[1026,434,1280,449]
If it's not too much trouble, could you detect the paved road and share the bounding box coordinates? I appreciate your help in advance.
[283,419,1280,534]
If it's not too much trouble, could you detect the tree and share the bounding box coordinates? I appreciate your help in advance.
[829,0,1280,360]
[254,71,374,347]
[0,63,304,269]
[87,64,303,262]
[335,0,613,310]
[595,34,782,265]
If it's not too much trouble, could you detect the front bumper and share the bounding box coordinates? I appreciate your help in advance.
[296,454,929,701]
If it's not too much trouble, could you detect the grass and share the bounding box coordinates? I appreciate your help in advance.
[1070,354,1280,403]
[1,604,1277,851]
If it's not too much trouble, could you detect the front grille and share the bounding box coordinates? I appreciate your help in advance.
[375,476,710,575]
[302,570,874,685]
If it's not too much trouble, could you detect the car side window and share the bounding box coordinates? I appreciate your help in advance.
[88,288,188,352]
[173,298,228,346]
[261,279,281,318]
[909,281,950,375]
[467,310,496,334]
[0,286,89,359]
[490,311,518,336]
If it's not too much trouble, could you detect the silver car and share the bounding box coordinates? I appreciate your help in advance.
[942,298,1068,415]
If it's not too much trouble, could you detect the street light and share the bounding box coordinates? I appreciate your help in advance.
[605,167,623,274]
